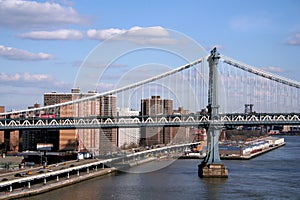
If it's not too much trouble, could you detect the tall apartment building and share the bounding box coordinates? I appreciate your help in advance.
[98,95,117,154]
[0,106,20,152]
[43,88,117,155]
[44,89,82,152]
[117,108,140,148]
[171,107,193,143]
[140,96,173,146]
[0,106,4,145]
[141,96,173,116]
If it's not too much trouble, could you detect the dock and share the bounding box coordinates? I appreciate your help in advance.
[221,141,286,160]
[180,136,286,160]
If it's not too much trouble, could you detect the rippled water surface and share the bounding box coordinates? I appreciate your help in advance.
[23,136,300,200]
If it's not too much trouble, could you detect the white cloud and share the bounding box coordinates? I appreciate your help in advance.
[287,33,300,45]
[0,72,53,83]
[261,66,286,73]
[18,26,175,44]
[23,73,51,82]
[0,72,72,110]
[0,0,86,29]
[0,72,72,89]
[126,26,169,37]
[0,45,53,60]
[87,28,126,40]
[87,26,175,45]
[19,29,84,40]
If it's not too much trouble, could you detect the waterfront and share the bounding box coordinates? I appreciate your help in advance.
[21,136,300,200]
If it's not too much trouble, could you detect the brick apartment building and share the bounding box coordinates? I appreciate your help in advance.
[140,96,193,146]
[43,88,117,155]
[0,106,20,153]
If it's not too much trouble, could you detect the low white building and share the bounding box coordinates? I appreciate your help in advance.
[118,108,140,148]
[266,137,285,147]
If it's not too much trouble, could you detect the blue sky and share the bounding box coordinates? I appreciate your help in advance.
[0,0,300,110]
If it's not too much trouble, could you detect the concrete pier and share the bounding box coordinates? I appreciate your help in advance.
[198,163,228,178]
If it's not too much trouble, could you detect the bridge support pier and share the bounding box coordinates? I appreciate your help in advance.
[198,48,228,178]
[198,163,228,178]
[198,126,228,178]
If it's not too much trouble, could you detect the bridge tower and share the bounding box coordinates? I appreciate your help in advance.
[198,48,228,178]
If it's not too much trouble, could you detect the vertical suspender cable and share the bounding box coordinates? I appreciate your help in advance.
[149,83,151,115]
[182,70,184,108]
[142,83,144,114]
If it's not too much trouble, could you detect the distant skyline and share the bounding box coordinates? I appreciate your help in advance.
[1,0,300,110]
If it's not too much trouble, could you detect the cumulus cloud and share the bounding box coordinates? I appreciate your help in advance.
[87,28,126,40]
[126,26,169,37]
[18,29,84,40]
[0,0,86,29]
[87,26,176,45]
[0,72,72,89]
[286,33,300,45]
[261,66,286,73]
[0,72,72,110]
[0,72,52,82]
[0,45,53,60]
[18,26,175,43]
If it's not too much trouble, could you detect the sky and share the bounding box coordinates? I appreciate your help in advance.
[0,0,300,111]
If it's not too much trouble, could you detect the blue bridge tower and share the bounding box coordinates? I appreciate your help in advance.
[198,48,228,178]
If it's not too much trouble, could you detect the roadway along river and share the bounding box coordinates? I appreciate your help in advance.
[21,136,300,200]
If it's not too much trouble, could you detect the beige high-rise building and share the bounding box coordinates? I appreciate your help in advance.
[98,95,117,154]
[141,96,173,116]
[44,89,117,155]
[118,108,140,148]
[171,107,192,144]
[140,96,173,146]
[0,106,4,145]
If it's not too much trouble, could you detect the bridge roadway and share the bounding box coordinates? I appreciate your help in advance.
[0,142,198,198]
[1,113,300,130]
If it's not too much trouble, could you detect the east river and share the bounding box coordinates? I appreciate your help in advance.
[21,136,300,200]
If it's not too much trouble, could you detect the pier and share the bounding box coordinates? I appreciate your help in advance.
[181,136,285,160]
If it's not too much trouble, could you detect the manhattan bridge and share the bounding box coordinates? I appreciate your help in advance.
[1,48,300,177]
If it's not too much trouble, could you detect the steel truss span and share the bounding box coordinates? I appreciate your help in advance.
[1,113,300,130]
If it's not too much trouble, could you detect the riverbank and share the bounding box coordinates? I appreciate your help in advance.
[0,155,167,199]
[0,142,197,199]
[0,167,117,200]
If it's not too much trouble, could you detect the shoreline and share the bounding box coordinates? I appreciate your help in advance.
[0,156,161,199]
[0,167,117,200]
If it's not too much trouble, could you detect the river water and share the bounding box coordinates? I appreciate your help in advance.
[23,136,300,200]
